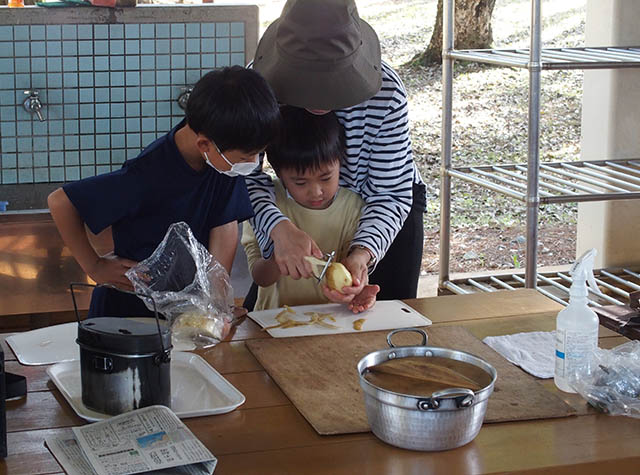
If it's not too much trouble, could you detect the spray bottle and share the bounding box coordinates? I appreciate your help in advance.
[554,248,601,393]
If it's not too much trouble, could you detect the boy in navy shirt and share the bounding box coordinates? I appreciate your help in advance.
[48,66,280,317]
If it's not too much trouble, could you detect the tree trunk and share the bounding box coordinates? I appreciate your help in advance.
[413,0,496,66]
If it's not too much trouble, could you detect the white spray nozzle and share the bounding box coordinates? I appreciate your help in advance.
[569,248,602,297]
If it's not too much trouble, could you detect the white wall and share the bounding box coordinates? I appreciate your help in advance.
[577,0,640,267]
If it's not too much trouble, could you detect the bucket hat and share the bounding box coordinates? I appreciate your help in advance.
[253,0,382,110]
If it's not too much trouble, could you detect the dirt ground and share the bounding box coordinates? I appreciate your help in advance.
[422,224,577,275]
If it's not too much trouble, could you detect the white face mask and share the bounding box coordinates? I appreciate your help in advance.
[203,148,258,177]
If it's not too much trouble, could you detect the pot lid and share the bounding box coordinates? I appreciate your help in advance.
[77,317,171,355]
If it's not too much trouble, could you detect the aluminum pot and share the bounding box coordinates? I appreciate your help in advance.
[357,328,497,451]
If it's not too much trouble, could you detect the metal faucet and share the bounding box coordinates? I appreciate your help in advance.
[23,90,45,122]
[177,86,193,111]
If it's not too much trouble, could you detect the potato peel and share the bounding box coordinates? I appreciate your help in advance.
[306,311,339,329]
[262,307,339,331]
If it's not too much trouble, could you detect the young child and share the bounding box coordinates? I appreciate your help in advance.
[241,106,380,313]
[48,66,280,318]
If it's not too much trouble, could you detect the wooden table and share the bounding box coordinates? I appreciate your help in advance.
[2,289,639,474]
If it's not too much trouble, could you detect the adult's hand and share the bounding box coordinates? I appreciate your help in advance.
[271,220,323,279]
[86,252,137,291]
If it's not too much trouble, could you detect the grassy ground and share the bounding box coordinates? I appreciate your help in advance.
[255,0,586,273]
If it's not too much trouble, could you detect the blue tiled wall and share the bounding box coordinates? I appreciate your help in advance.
[0,22,246,185]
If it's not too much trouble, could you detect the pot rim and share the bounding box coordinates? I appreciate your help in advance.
[77,341,173,359]
[357,343,497,408]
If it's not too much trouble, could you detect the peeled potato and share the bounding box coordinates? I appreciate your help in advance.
[304,256,353,291]
[325,262,353,291]
[174,311,226,341]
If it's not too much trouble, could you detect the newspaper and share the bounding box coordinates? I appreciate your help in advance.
[45,405,217,475]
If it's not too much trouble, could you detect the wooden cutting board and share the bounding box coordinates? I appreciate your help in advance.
[246,326,577,435]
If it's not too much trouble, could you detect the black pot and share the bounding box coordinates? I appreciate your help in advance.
[71,283,172,416]
[77,317,172,415]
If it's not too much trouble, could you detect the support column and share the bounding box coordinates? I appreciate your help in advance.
[577,0,640,267]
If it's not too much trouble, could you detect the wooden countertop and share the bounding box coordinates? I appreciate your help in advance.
[2,289,639,474]
[0,214,111,325]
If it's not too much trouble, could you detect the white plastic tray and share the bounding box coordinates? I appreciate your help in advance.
[6,322,79,365]
[46,351,245,422]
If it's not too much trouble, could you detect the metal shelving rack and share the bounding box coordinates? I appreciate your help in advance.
[439,0,640,302]
[444,267,640,308]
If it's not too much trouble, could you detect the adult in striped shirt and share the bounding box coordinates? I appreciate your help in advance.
[247,0,427,304]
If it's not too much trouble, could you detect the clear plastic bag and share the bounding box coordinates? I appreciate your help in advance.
[570,340,640,418]
[126,222,235,349]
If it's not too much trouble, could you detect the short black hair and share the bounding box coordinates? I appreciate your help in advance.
[266,106,345,175]
[186,66,280,153]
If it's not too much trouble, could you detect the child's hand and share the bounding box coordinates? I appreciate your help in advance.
[232,306,249,320]
[348,284,380,314]
[321,283,355,304]
[320,270,366,304]
[86,252,137,290]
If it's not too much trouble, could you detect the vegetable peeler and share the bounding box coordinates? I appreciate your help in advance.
[315,250,336,285]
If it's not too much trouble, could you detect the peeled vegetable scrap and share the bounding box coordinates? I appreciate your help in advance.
[263,306,339,331]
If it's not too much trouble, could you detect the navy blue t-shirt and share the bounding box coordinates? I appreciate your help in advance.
[63,120,253,317]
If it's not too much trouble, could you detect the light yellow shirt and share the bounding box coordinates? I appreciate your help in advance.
[242,179,363,310]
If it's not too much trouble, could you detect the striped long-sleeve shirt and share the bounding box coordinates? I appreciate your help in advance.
[245,61,426,262]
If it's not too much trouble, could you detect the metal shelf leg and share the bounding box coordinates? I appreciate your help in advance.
[439,0,455,290]
[525,0,542,288]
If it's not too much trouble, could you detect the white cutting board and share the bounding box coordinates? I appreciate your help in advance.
[5,320,205,363]
[6,322,79,365]
[248,299,432,338]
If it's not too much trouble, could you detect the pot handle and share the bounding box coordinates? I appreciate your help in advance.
[417,388,475,410]
[69,282,169,359]
[386,327,428,348]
